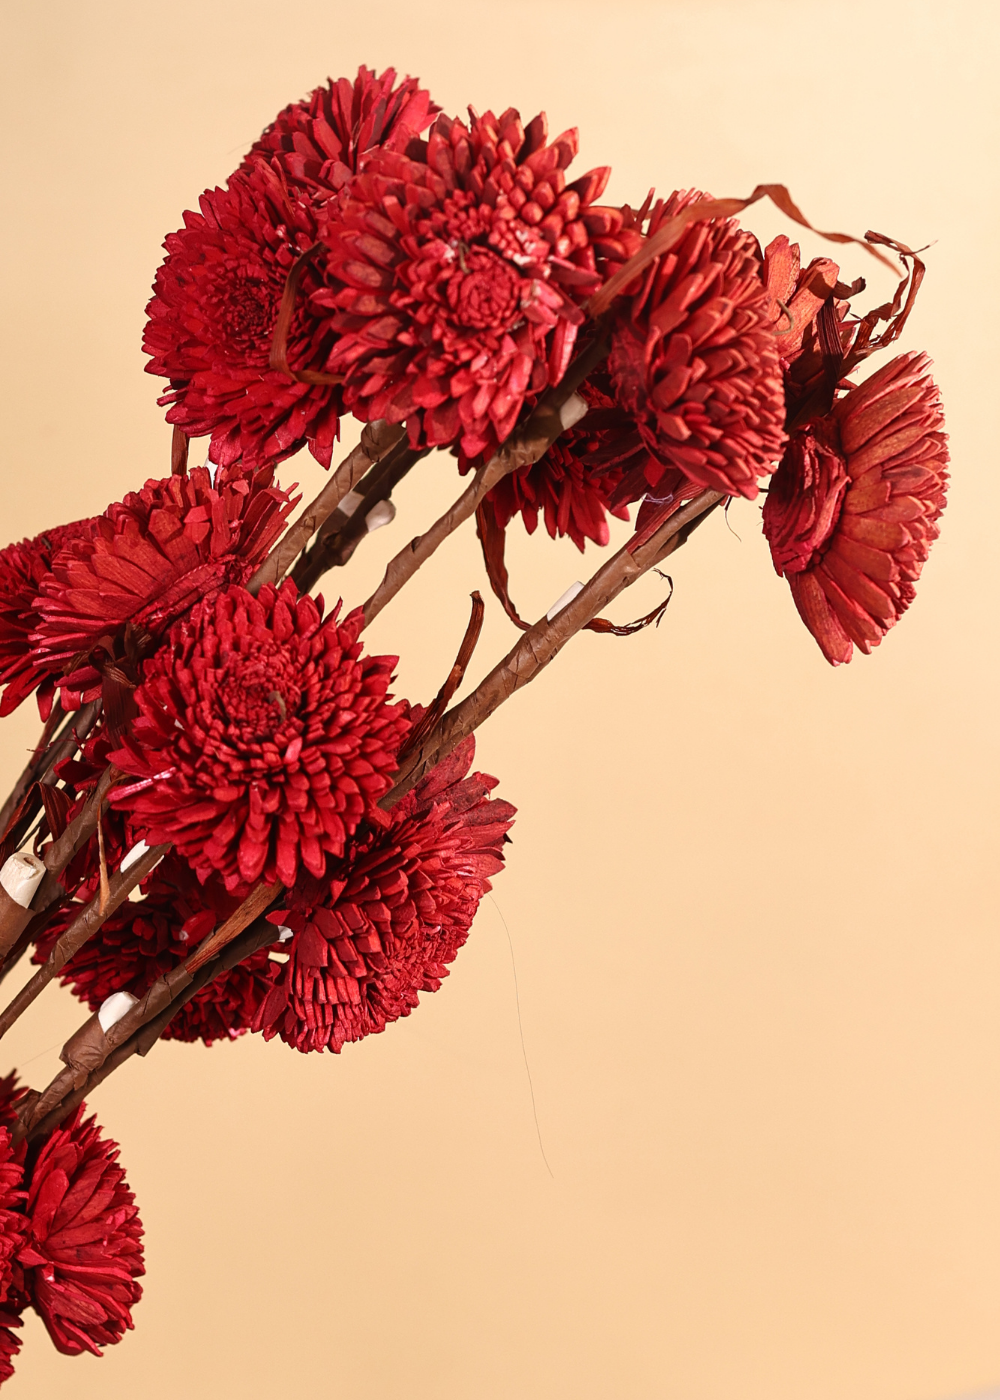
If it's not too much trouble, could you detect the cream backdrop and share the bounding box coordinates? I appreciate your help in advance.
[0,2,997,1397]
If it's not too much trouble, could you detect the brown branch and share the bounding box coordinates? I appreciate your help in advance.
[361,336,610,628]
[247,420,406,596]
[290,439,425,595]
[13,879,281,1138]
[400,592,485,762]
[0,840,169,1042]
[171,426,189,476]
[385,489,724,804]
[23,913,281,1144]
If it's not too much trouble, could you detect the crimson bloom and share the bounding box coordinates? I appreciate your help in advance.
[32,853,277,1046]
[0,518,95,718]
[15,1106,144,1358]
[110,579,410,895]
[145,162,341,470]
[252,736,515,1054]
[762,352,949,664]
[314,107,611,459]
[31,465,294,710]
[242,65,437,204]
[0,1129,24,1384]
[608,192,786,499]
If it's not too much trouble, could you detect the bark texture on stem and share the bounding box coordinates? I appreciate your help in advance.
[386,489,724,803]
[362,336,609,627]
[247,420,405,596]
[0,840,169,1042]
[23,915,280,1144]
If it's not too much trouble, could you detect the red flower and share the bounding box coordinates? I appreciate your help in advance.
[762,352,948,664]
[31,465,294,709]
[16,1105,144,1358]
[314,108,611,459]
[145,162,342,469]
[763,234,856,421]
[0,519,95,718]
[483,371,633,550]
[33,854,277,1046]
[253,736,515,1054]
[110,580,410,895]
[608,192,786,499]
[242,65,437,204]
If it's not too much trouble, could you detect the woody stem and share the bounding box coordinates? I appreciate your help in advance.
[361,336,610,628]
[384,488,724,805]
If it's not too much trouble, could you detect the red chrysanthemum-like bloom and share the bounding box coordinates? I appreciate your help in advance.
[313,108,611,459]
[252,736,515,1054]
[242,65,437,204]
[110,580,410,895]
[33,853,277,1045]
[0,518,95,718]
[608,192,786,499]
[31,465,294,709]
[15,1105,144,1358]
[762,352,949,664]
[145,162,342,470]
[483,372,633,550]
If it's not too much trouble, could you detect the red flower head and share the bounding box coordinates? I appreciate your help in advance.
[762,352,948,664]
[145,162,342,470]
[482,371,634,551]
[242,65,438,204]
[252,736,515,1054]
[15,1105,144,1358]
[33,853,277,1045]
[608,191,786,499]
[314,108,611,459]
[110,579,410,895]
[31,465,294,710]
[0,518,96,718]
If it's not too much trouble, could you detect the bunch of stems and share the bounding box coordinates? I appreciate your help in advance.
[0,332,722,1144]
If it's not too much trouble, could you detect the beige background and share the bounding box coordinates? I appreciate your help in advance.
[0,1,997,1396]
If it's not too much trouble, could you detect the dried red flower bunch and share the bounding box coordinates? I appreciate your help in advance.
[0,61,950,1384]
[110,579,410,893]
[762,352,949,664]
[313,108,610,459]
[252,737,515,1053]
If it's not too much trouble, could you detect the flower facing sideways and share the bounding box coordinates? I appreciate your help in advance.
[762,352,948,664]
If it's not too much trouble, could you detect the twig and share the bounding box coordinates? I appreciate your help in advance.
[0,700,100,839]
[24,914,281,1144]
[361,336,610,627]
[386,489,724,803]
[290,439,425,594]
[0,840,169,1042]
[247,420,405,596]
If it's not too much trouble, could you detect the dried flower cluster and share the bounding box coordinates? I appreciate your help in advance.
[0,60,947,1381]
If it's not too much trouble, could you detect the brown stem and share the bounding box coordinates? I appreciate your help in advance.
[26,765,118,920]
[0,700,99,841]
[0,840,169,1042]
[246,420,406,597]
[361,336,610,628]
[385,489,724,804]
[290,440,425,594]
[14,879,281,1137]
[23,913,281,1144]
[399,592,485,762]
[171,426,189,476]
